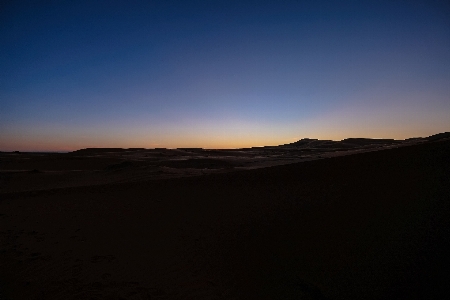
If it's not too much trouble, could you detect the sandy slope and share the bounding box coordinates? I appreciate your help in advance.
[1,140,449,299]
[0,138,418,194]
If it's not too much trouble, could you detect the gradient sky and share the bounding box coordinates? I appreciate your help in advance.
[1,0,449,151]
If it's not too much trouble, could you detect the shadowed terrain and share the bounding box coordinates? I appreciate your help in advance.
[0,135,433,193]
[0,133,449,299]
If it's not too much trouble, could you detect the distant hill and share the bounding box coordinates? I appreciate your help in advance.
[66,132,450,153]
[425,132,450,141]
[283,137,401,149]
[282,132,450,149]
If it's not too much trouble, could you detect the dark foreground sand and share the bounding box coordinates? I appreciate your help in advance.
[1,139,449,299]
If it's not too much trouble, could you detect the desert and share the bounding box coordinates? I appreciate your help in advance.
[3,1,450,299]
[1,133,449,299]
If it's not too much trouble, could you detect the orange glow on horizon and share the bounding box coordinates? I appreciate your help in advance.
[2,127,447,152]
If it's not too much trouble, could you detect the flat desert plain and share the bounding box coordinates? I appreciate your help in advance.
[1,135,449,299]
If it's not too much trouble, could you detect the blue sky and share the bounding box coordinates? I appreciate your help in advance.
[1,0,449,150]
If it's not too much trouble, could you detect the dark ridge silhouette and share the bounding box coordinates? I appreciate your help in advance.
[281,138,401,149]
[425,131,450,141]
[58,132,450,155]
[287,138,323,147]
[71,148,129,154]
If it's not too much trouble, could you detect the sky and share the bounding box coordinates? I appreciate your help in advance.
[1,0,449,151]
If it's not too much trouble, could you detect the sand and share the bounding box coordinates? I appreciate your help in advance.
[1,138,449,299]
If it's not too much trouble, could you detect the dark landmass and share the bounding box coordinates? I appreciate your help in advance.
[0,133,449,299]
[0,134,444,193]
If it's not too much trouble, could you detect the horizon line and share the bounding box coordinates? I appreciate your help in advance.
[2,132,447,153]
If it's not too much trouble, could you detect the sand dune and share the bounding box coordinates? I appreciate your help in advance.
[1,135,449,299]
[0,135,436,193]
